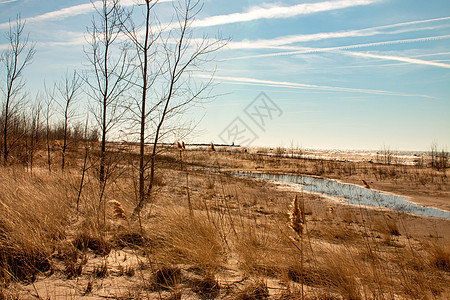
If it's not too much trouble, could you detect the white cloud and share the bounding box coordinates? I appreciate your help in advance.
[191,0,380,28]
[0,0,172,29]
[1,0,380,47]
[0,0,379,31]
[198,74,433,98]
[0,0,18,4]
[227,29,379,50]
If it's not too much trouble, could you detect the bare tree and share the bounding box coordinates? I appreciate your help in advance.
[54,70,82,171]
[118,0,159,217]
[28,98,42,173]
[43,84,54,172]
[430,142,438,169]
[430,142,449,171]
[1,16,35,163]
[85,0,133,183]
[127,0,226,218]
[77,116,93,213]
[85,0,134,228]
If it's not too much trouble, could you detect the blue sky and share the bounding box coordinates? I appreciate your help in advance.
[0,0,449,150]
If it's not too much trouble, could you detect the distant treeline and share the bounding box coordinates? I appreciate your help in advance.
[0,112,98,163]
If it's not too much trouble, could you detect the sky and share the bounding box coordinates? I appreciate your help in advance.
[0,0,449,151]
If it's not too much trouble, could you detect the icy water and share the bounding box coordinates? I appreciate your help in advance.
[235,172,450,220]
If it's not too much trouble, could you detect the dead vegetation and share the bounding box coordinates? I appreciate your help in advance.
[0,146,449,299]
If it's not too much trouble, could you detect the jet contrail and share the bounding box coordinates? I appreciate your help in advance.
[197,74,433,98]
[226,17,450,49]
[0,0,172,29]
[228,34,450,59]
[191,0,380,28]
[226,34,450,69]
[342,51,450,69]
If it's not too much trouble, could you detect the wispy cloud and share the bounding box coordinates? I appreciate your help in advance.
[227,34,450,69]
[0,0,379,31]
[0,0,381,47]
[227,17,450,49]
[0,0,18,4]
[198,74,433,98]
[191,0,380,28]
[342,51,450,68]
[324,52,450,69]
[0,0,171,29]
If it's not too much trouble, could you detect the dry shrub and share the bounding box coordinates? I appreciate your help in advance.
[72,232,111,255]
[93,261,109,278]
[236,279,269,300]
[426,242,450,272]
[64,258,83,279]
[190,274,220,298]
[0,246,51,283]
[111,231,148,248]
[118,265,135,277]
[154,266,182,289]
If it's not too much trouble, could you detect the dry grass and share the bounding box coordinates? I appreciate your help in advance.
[0,146,449,299]
[160,209,226,275]
[426,242,450,272]
[235,279,269,300]
[0,167,71,283]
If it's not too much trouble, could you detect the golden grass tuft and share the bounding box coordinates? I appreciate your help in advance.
[108,200,128,221]
[288,195,304,238]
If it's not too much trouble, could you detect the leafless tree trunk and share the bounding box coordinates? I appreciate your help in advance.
[85,0,132,183]
[77,117,92,213]
[44,86,54,172]
[430,142,437,169]
[28,99,42,173]
[119,0,159,218]
[129,0,226,218]
[85,0,133,227]
[1,16,35,164]
[55,70,82,171]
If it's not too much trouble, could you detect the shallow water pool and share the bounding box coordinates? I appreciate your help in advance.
[235,172,450,220]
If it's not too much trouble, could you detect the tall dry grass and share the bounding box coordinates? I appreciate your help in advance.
[159,209,226,276]
[0,167,72,283]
